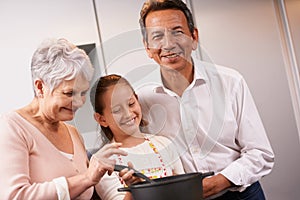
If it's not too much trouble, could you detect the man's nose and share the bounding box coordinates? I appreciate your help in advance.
[162,31,175,50]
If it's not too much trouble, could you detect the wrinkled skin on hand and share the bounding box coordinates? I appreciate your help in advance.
[86,143,127,185]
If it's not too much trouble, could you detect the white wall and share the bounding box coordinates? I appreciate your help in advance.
[0,0,100,112]
[0,0,103,149]
[191,0,300,199]
[285,0,300,67]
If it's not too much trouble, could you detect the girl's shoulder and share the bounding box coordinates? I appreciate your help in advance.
[143,133,172,146]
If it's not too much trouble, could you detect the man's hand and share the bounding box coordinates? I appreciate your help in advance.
[202,174,233,198]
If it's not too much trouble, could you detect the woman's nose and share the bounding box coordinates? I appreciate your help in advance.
[72,95,85,108]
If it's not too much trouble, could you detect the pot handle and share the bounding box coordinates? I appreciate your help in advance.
[202,171,215,178]
[117,187,131,192]
[114,164,155,183]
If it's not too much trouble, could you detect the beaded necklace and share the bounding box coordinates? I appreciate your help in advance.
[117,136,167,184]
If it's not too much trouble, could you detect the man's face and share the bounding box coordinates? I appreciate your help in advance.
[144,9,198,73]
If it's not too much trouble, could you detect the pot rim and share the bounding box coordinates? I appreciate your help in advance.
[128,172,204,189]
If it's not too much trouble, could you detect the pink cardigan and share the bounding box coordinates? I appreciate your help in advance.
[0,111,93,199]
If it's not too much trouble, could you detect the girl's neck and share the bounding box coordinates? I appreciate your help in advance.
[114,133,145,148]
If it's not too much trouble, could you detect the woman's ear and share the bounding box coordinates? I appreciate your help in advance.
[94,112,108,127]
[34,79,44,98]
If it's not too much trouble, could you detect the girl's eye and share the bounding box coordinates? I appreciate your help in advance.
[112,106,121,114]
[129,99,136,107]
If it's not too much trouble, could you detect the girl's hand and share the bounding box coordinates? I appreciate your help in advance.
[118,162,143,186]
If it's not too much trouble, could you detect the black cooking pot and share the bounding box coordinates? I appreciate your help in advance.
[114,165,214,200]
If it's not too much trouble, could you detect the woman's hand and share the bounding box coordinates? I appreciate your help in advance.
[86,143,127,185]
[118,162,143,186]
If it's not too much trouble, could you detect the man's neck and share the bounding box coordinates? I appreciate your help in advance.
[161,65,194,97]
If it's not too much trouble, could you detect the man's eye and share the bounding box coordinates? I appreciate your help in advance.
[172,30,184,36]
[152,33,163,40]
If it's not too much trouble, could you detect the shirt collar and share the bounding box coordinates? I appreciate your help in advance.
[154,57,207,94]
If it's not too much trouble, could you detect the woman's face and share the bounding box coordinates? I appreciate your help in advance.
[99,83,142,138]
[40,74,89,122]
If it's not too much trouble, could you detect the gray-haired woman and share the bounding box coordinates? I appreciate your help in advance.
[0,38,127,200]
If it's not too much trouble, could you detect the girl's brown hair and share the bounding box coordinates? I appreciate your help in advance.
[90,74,147,143]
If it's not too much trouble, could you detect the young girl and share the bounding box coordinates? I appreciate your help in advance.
[90,74,184,200]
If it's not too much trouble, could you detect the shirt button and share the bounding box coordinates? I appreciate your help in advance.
[191,147,199,154]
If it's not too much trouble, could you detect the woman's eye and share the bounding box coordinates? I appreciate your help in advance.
[64,92,73,97]
[81,91,87,96]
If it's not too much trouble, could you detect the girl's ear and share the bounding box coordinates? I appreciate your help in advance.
[94,113,108,127]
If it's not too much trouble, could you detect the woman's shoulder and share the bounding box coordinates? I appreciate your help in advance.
[64,122,77,132]
[0,110,17,119]
[64,123,86,146]
[0,111,25,128]
[0,111,35,145]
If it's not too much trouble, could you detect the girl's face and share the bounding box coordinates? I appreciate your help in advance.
[99,83,142,138]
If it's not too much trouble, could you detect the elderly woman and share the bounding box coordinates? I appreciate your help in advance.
[0,38,126,200]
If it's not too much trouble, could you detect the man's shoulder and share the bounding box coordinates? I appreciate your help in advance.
[196,59,242,77]
[194,59,244,86]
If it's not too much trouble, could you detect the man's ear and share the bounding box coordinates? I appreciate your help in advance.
[191,28,199,50]
[94,112,108,127]
[143,39,153,59]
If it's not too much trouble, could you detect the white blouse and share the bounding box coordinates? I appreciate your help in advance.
[95,134,184,200]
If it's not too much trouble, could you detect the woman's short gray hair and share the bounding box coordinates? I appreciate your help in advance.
[31,38,94,95]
